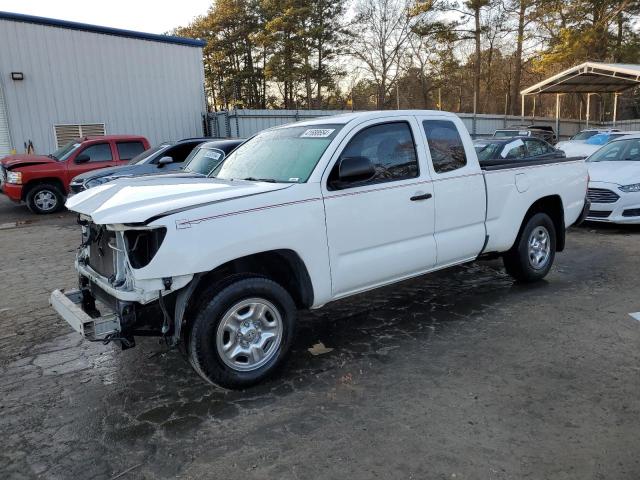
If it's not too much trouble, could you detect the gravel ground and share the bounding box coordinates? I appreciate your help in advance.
[1,195,639,480]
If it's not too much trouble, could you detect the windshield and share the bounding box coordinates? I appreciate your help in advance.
[184,147,226,175]
[51,141,81,161]
[474,141,502,161]
[571,131,599,141]
[588,138,640,162]
[212,124,343,182]
[129,144,169,165]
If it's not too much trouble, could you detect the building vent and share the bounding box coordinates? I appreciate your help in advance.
[54,123,106,148]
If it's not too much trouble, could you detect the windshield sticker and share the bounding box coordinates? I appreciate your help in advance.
[300,128,335,138]
[204,150,222,160]
[288,177,300,182]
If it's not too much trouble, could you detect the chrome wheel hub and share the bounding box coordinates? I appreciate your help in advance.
[528,226,551,270]
[34,190,57,211]
[216,298,283,372]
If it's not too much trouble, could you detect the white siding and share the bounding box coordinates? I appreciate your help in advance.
[0,79,11,157]
[0,19,205,155]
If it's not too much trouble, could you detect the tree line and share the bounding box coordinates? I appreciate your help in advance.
[174,0,640,119]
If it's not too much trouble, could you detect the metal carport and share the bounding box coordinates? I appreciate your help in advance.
[520,62,640,132]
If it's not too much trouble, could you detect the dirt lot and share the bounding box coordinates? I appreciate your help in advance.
[1,194,640,480]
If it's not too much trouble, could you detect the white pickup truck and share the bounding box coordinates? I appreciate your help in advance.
[51,111,589,388]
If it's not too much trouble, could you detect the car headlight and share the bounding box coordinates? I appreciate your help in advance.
[85,177,111,189]
[619,183,640,193]
[6,171,22,184]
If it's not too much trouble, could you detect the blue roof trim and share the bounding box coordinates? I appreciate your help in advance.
[0,11,205,47]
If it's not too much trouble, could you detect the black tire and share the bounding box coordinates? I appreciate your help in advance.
[188,276,297,389]
[26,184,64,214]
[503,212,556,283]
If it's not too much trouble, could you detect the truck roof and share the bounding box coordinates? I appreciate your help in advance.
[82,134,147,141]
[280,110,459,128]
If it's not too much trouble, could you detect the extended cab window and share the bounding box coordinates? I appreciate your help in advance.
[116,141,146,161]
[423,120,467,173]
[329,122,418,189]
[79,143,113,162]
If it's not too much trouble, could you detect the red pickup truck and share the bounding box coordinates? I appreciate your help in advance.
[0,135,150,214]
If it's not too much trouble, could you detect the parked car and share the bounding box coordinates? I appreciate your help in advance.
[567,128,620,142]
[493,126,556,144]
[0,135,150,214]
[69,138,243,193]
[50,111,589,389]
[585,134,640,223]
[474,136,565,163]
[556,131,638,158]
[180,140,244,175]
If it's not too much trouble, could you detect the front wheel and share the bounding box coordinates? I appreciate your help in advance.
[503,212,556,282]
[26,184,64,214]
[188,276,297,389]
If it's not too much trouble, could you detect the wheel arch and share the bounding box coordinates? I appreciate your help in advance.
[186,247,313,312]
[514,195,565,252]
[22,177,66,200]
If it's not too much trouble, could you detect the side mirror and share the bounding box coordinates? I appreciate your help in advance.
[338,156,375,183]
[75,153,90,164]
[157,156,173,167]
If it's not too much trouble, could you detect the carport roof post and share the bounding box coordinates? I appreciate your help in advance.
[520,62,640,126]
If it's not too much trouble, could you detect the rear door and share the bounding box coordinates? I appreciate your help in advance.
[416,115,487,266]
[321,118,436,298]
[115,140,146,165]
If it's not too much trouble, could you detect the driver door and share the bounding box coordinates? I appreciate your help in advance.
[66,142,116,183]
[321,118,436,298]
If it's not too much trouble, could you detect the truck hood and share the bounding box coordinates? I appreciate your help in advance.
[1,154,56,170]
[587,161,640,185]
[66,174,291,224]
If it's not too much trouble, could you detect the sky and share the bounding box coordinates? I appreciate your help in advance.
[0,0,211,34]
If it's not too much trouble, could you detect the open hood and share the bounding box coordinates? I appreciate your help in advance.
[66,174,291,224]
[588,161,640,186]
[1,154,56,169]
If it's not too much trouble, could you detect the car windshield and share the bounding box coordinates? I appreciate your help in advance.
[183,147,226,175]
[50,141,81,161]
[212,124,343,183]
[129,144,170,165]
[588,138,640,162]
[571,131,599,140]
[474,141,502,161]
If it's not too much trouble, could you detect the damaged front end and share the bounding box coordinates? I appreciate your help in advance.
[50,215,192,350]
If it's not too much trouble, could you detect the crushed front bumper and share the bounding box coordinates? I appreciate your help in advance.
[50,289,121,341]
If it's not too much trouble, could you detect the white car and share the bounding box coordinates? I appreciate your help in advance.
[586,134,640,223]
[556,131,635,158]
[49,110,589,388]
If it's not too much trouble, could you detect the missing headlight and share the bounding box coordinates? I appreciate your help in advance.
[124,228,167,269]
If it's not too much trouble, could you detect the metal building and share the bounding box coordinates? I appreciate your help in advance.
[0,11,206,157]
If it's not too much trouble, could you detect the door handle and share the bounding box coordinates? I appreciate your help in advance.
[410,193,432,201]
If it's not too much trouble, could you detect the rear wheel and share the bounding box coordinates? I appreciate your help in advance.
[26,184,64,214]
[503,212,556,282]
[188,276,296,389]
